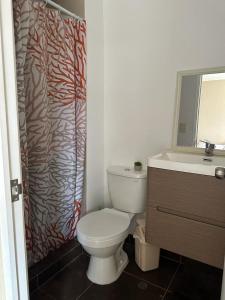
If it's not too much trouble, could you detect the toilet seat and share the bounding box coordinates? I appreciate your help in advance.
[77,208,130,248]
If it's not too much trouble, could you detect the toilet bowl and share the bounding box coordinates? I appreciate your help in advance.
[77,208,132,285]
[77,165,147,285]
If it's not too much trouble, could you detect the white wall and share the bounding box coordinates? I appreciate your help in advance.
[0,238,5,300]
[103,0,225,206]
[85,0,104,211]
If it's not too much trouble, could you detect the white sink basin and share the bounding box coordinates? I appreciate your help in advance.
[148,151,225,176]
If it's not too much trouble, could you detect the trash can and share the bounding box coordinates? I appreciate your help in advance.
[133,216,160,272]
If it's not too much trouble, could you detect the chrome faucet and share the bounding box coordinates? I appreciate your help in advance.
[200,140,215,156]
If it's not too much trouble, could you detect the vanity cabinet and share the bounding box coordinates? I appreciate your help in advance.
[146,167,225,268]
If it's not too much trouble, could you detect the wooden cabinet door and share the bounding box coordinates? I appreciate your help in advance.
[146,207,225,268]
[148,167,225,226]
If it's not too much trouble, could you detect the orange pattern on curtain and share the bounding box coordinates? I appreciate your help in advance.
[13,0,86,265]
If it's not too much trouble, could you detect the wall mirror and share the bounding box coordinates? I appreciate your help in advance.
[173,67,225,153]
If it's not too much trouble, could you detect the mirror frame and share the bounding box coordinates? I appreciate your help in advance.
[172,66,225,156]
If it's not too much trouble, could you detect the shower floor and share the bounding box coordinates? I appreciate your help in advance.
[29,237,222,300]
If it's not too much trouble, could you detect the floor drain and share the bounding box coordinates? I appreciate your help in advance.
[137,281,148,290]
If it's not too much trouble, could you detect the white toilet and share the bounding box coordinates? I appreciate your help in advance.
[77,166,147,285]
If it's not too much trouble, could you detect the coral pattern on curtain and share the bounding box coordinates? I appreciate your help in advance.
[13,0,86,265]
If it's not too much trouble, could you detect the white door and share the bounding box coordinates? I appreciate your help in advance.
[0,0,29,299]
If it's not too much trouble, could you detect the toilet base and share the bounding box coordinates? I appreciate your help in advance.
[87,248,128,285]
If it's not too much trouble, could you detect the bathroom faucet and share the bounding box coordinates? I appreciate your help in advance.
[200,140,215,156]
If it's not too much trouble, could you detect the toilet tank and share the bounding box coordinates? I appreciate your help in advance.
[107,166,147,213]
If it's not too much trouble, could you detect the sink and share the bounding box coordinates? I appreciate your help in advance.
[148,151,225,176]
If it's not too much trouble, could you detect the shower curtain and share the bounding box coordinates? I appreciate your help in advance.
[13,0,86,265]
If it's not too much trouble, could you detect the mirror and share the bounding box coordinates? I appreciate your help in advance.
[174,68,225,151]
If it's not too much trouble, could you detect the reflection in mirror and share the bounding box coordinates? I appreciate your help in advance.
[177,71,225,151]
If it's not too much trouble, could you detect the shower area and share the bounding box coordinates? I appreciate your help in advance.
[13,0,86,289]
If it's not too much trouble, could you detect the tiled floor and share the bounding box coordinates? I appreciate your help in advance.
[30,242,223,300]
[29,240,82,292]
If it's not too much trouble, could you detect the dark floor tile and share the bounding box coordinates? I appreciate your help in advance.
[170,259,222,300]
[29,276,38,293]
[164,290,190,300]
[37,260,62,287]
[38,245,82,286]
[29,239,80,279]
[60,239,80,252]
[125,234,135,245]
[39,254,91,300]
[123,240,135,260]
[59,244,82,269]
[30,289,55,300]
[78,272,165,300]
[161,249,181,263]
[124,243,179,289]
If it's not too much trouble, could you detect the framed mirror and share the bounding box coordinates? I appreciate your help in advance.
[173,67,225,154]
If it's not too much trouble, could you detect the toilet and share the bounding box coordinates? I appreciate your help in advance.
[77,166,147,285]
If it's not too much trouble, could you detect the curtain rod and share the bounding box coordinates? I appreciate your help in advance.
[44,0,83,21]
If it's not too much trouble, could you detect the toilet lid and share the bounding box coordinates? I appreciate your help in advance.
[77,208,130,247]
